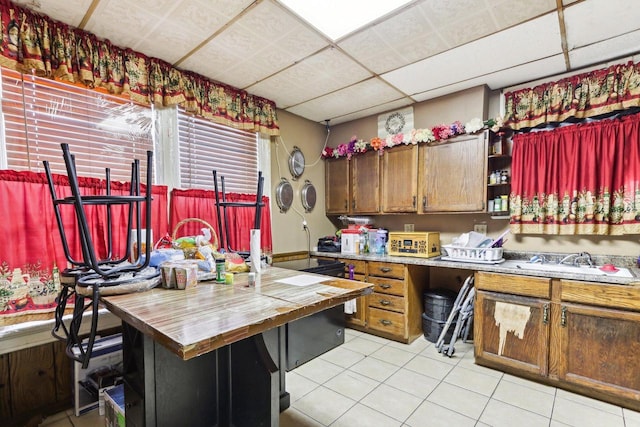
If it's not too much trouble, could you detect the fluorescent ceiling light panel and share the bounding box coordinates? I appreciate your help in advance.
[280,0,412,40]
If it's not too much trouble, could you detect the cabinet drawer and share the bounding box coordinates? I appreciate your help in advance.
[476,272,551,299]
[367,276,405,297]
[561,280,640,311]
[342,259,366,275]
[368,262,404,279]
[368,307,406,337]
[369,292,405,313]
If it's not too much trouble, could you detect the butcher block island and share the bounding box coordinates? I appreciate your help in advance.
[100,266,372,427]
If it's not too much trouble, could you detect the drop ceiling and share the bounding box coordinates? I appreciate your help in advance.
[13,0,640,125]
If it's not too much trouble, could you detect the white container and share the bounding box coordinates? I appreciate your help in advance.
[341,230,360,254]
[441,245,503,262]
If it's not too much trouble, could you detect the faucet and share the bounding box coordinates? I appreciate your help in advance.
[528,254,548,264]
[558,252,595,267]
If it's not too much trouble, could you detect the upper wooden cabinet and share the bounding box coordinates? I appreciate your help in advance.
[325,157,350,214]
[382,144,419,213]
[419,133,487,213]
[351,150,380,214]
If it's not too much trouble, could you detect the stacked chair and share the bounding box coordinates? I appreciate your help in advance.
[44,143,158,367]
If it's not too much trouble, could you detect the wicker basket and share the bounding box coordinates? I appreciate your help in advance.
[172,218,218,259]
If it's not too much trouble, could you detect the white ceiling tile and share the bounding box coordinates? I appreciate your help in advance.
[569,30,640,70]
[490,0,557,29]
[564,0,640,50]
[434,9,498,47]
[248,48,372,108]
[338,31,408,74]
[287,78,406,122]
[12,0,93,27]
[381,13,562,96]
[328,99,414,125]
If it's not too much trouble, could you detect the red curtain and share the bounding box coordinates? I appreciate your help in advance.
[509,114,640,235]
[169,189,272,253]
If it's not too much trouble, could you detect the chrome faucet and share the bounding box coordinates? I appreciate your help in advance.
[528,254,548,264]
[559,252,595,267]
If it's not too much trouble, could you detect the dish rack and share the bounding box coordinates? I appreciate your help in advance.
[441,245,503,262]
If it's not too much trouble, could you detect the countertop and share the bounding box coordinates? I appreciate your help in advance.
[311,250,640,286]
[100,266,372,361]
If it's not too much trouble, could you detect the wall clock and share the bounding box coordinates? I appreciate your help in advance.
[288,146,305,180]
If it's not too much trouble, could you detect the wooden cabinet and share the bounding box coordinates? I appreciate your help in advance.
[475,271,640,411]
[486,129,512,216]
[381,144,418,213]
[419,133,487,213]
[0,340,72,424]
[325,157,350,214]
[341,259,368,328]
[351,150,380,214]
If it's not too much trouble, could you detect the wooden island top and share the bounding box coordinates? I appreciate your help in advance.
[101,266,372,360]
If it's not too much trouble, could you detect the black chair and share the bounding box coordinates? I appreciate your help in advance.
[44,143,157,367]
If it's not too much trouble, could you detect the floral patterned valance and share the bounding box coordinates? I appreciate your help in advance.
[504,60,640,131]
[0,0,279,135]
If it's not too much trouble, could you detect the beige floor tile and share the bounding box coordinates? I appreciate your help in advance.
[341,336,386,355]
[404,354,454,380]
[405,400,476,427]
[331,403,402,427]
[456,354,505,378]
[348,355,399,382]
[70,409,105,427]
[360,383,423,422]
[286,370,320,402]
[293,357,344,384]
[443,365,501,396]
[500,373,556,394]
[356,332,394,345]
[344,328,363,341]
[319,345,366,368]
[323,370,380,401]
[480,399,550,427]
[291,385,355,426]
[369,344,416,366]
[280,407,325,427]
[427,381,490,420]
[38,412,73,427]
[555,388,623,416]
[384,367,440,399]
[552,396,625,427]
[492,377,555,417]
[624,408,640,427]
[386,337,430,354]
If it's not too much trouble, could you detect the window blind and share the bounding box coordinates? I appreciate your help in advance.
[1,68,154,182]
[177,109,259,193]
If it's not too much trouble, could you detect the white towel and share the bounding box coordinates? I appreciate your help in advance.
[344,299,357,314]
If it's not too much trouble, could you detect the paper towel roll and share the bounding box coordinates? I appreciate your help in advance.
[250,229,261,273]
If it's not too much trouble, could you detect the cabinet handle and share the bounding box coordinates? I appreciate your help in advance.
[412,195,416,208]
[561,306,567,327]
[422,196,427,210]
[380,319,392,326]
[352,200,356,209]
[344,200,348,210]
[380,267,392,273]
[379,284,391,289]
[542,304,549,324]
[380,299,391,306]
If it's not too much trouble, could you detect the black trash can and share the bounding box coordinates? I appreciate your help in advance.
[422,289,457,343]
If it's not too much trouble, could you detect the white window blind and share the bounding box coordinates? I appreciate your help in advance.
[1,68,154,182]
[177,108,259,193]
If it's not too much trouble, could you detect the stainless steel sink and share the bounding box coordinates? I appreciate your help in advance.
[503,260,634,278]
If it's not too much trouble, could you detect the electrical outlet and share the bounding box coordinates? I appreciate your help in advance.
[404,223,415,232]
[474,224,487,235]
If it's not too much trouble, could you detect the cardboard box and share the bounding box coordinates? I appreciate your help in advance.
[160,261,198,289]
[104,384,125,427]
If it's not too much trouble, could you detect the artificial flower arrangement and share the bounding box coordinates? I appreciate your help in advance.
[321,116,504,159]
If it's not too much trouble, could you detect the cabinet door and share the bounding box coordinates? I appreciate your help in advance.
[345,273,368,328]
[0,353,9,420]
[10,343,57,416]
[351,150,380,213]
[325,157,350,214]
[475,290,550,376]
[557,303,640,401]
[420,134,487,212]
[382,144,418,212]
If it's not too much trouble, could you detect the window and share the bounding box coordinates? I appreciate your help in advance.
[177,108,259,193]
[0,68,154,182]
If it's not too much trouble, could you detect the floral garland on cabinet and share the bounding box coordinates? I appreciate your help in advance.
[321,116,505,159]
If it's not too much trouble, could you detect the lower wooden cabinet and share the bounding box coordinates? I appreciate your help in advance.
[475,272,640,411]
[342,259,428,343]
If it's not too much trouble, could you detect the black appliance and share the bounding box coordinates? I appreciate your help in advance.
[317,236,341,253]
[272,258,346,370]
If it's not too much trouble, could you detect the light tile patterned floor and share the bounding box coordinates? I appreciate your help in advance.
[40,328,640,427]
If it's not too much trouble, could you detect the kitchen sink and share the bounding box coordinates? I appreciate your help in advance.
[502,260,635,278]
